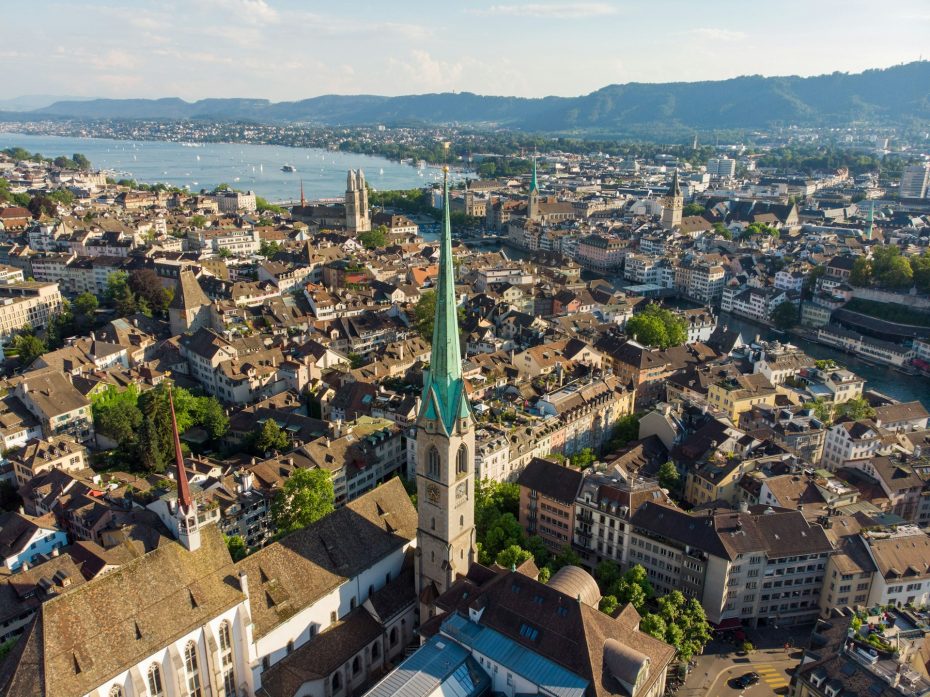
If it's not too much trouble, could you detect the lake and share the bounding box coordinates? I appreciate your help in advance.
[0,132,460,202]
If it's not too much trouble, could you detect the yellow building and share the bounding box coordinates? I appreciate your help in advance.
[708,373,777,422]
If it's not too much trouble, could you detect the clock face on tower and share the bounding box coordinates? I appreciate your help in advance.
[426,483,440,504]
[456,481,467,501]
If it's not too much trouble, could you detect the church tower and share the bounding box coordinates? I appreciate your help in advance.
[345,169,371,233]
[660,169,683,230]
[415,168,476,620]
[527,156,540,221]
[170,388,201,552]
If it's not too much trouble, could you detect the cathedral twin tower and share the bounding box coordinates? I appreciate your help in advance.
[414,169,477,618]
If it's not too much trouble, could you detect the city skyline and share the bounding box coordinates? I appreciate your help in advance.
[4,0,929,103]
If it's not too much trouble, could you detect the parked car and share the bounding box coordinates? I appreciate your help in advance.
[735,672,760,689]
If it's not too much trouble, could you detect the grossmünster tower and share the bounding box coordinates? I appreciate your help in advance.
[415,168,476,619]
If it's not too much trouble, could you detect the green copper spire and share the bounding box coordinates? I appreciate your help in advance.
[530,156,538,193]
[420,169,471,432]
[866,201,874,240]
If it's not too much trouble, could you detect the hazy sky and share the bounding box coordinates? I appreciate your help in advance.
[5,0,929,101]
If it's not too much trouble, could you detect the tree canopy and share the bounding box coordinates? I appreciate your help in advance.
[246,419,290,455]
[639,591,711,663]
[271,467,335,535]
[625,304,687,349]
[770,300,798,331]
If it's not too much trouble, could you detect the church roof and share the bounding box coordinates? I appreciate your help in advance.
[169,269,210,310]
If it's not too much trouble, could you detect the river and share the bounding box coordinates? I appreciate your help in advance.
[720,313,930,409]
[0,132,462,202]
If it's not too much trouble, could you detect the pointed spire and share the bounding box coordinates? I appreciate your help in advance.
[530,156,539,193]
[419,167,470,431]
[300,179,306,207]
[866,200,874,240]
[668,169,681,197]
[169,387,193,512]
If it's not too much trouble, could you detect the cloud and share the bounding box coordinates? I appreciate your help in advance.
[684,28,748,41]
[476,2,618,18]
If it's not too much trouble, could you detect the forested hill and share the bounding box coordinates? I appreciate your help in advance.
[26,62,930,133]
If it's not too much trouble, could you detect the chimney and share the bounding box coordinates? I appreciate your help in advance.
[238,570,249,598]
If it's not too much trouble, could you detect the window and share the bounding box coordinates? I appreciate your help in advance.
[332,671,342,693]
[147,665,164,697]
[183,642,202,697]
[352,656,361,674]
[427,447,440,478]
[390,627,398,646]
[218,622,236,696]
[457,445,469,476]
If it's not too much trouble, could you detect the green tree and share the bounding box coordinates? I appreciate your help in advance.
[272,467,335,535]
[744,222,780,239]
[136,416,167,473]
[225,535,248,561]
[72,292,98,329]
[347,352,365,369]
[72,153,91,169]
[129,269,173,316]
[190,214,208,229]
[625,304,688,349]
[248,419,290,455]
[414,289,437,341]
[803,397,834,424]
[571,447,596,468]
[770,300,798,331]
[12,333,46,366]
[194,396,229,439]
[640,591,711,662]
[358,225,389,249]
[256,196,284,214]
[605,413,640,452]
[711,222,732,240]
[658,460,680,490]
[609,564,654,613]
[850,257,872,286]
[481,512,524,565]
[803,265,826,298]
[882,256,914,289]
[495,544,533,569]
[595,560,622,592]
[682,203,706,216]
[106,271,138,316]
[550,546,582,572]
[835,396,876,421]
[259,239,282,258]
[599,595,620,615]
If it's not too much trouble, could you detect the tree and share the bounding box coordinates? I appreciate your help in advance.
[256,196,284,214]
[803,265,826,299]
[835,396,875,421]
[481,512,524,565]
[414,289,437,341]
[72,153,91,170]
[12,333,46,366]
[912,252,930,293]
[595,560,622,592]
[744,222,780,239]
[194,396,229,440]
[683,203,706,216]
[248,419,290,455]
[883,256,914,289]
[225,535,248,562]
[190,214,208,229]
[106,271,138,316]
[495,544,533,569]
[658,461,680,490]
[347,352,365,369]
[358,225,389,249]
[72,292,98,329]
[129,269,172,316]
[850,257,872,286]
[609,564,654,613]
[27,195,58,218]
[711,222,732,240]
[605,413,640,452]
[640,591,712,663]
[625,304,688,349]
[271,467,335,535]
[599,595,620,615]
[259,239,282,258]
[571,448,596,469]
[803,397,834,424]
[770,301,798,331]
[136,416,168,473]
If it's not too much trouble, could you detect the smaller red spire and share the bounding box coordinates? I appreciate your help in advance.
[169,387,193,512]
[300,179,306,207]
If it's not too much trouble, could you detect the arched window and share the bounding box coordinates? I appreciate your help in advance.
[389,627,398,647]
[332,671,342,693]
[427,447,440,478]
[352,655,361,674]
[147,664,164,697]
[218,621,236,696]
[372,641,380,660]
[456,444,469,476]
[459,515,464,528]
[184,641,202,697]
[109,687,123,697]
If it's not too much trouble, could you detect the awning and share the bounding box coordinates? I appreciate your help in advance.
[712,618,742,631]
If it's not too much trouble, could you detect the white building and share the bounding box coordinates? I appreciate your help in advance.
[900,163,930,200]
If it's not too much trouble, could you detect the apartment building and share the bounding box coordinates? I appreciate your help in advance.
[0,281,63,339]
[517,457,583,553]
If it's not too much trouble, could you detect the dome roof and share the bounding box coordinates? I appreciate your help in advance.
[604,638,650,689]
[548,565,601,607]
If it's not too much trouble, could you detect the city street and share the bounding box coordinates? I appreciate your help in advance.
[677,625,811,697]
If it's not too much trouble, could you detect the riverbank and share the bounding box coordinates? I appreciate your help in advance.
[719,313,930,409]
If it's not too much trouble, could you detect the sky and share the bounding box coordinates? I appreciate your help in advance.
[4,0,930,102]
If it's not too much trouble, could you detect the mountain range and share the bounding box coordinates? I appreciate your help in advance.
[17,62,930,133]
